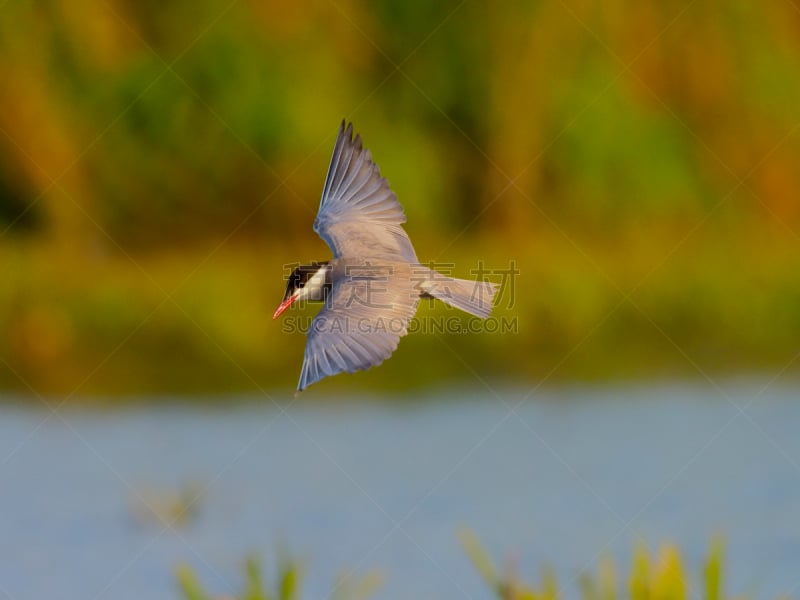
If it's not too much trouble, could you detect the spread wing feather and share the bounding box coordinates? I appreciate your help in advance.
[297,263,420,391]
[313,121,418,262]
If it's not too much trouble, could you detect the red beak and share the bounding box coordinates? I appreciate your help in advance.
[272,296,296,319]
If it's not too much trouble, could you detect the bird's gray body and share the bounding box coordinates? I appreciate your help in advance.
[290,122,497,391]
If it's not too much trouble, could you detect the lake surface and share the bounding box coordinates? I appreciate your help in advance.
[1,381,799,599]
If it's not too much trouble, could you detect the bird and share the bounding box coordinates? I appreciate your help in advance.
[273,121,498,392]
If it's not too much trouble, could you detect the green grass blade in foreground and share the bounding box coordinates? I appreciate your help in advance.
[175,563,213,600]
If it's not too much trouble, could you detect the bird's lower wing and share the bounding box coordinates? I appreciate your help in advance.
[298,269,420,391]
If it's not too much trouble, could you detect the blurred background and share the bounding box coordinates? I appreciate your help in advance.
[2,1,800,599]
[2,0,800,395]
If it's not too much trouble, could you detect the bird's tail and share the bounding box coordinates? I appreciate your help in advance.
[418,268,498,319]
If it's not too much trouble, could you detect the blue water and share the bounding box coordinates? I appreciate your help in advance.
[1,382,799,599]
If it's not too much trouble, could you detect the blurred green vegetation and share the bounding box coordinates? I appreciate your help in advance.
[460,531,766,600]
[176,554,304,600]
[177,536,787,600]
[1,1,800,397]
[176,552,383,600]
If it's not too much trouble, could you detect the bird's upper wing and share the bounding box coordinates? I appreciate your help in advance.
[313,121,418,262]
[297,263,421,391]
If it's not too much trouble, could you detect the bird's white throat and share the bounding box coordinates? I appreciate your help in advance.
[295,265,329,302]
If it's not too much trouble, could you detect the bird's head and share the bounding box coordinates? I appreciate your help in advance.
[272,262,330,319]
